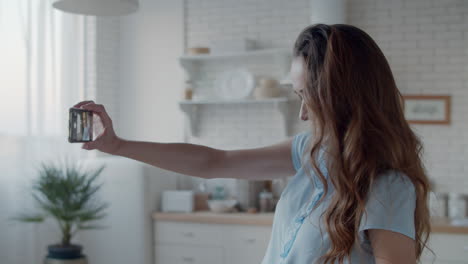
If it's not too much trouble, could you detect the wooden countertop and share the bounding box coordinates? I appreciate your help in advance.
[431,217,468,234]
[152,211,468,234]
[153,211,275,226]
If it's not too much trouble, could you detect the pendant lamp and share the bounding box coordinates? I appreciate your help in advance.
[53,0,139,16]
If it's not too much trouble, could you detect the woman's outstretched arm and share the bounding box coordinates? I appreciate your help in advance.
[112,138,295,180]
[73,100,296,180]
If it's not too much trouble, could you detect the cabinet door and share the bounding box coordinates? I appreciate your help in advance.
[223,225,271,264]
[421,233,468,263]
[155,244,224,264]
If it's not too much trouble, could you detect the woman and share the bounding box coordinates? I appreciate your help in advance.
[73,24,431,264]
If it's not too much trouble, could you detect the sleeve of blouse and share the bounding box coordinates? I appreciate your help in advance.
[358,170,417,245]
[291,131,311,172]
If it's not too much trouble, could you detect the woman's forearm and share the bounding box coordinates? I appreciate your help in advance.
[110,138,222,179]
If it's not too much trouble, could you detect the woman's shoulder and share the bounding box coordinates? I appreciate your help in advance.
[359,169,418,243]
[371,169,416,198]
[378,169,414,184]
[292,130,313,159]
[293,130,312,146]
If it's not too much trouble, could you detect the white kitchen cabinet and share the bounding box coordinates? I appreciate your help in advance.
[421,233,468,264]
[154,218,468,264]
[153,221,271,264]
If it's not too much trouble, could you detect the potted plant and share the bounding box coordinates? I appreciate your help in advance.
[12,159,109,264]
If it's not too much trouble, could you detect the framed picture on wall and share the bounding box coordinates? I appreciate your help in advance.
[402,95,451,125]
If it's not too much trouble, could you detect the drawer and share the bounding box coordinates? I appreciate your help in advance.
[223,225,271,264]
[421,233,468,263]
[224,247,267,264]
[155,244,224,264]
[154,221,223,246]
[222,224,272,247]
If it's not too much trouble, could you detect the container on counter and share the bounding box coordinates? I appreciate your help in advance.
[259,189,274,212]
[194,181,210,211]
[462,194,468,218]
[211,185,226,200]
[235,179,264,211]
[430,192,449,218]
[161,190,194,213]
[449,192,468,220]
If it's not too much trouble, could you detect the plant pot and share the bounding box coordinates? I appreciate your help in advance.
[44,244,87,264]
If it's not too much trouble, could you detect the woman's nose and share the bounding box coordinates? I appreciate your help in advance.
[299,101,308,121]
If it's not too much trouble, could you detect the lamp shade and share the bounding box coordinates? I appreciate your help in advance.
[52,0,139,16]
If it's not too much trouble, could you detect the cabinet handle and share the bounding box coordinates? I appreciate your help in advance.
[182,256,194,262]
[245,238,256,243]
[182,232,194,237]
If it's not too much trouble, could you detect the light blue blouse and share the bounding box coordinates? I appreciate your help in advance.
[261,130,416,264]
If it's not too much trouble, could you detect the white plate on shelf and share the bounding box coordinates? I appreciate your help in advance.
[214,68,255,100]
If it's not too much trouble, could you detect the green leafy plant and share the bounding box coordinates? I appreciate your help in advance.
[13,159,109,246]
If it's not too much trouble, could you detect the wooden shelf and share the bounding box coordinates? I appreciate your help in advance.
[179,48,293,82]
[179,97,290,105]
[180,48,291,61]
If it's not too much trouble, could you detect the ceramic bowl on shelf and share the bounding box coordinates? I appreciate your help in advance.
[207,199,238,213]
[253,77,281,99]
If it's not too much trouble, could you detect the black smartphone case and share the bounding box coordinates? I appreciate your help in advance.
[68,107,93,143]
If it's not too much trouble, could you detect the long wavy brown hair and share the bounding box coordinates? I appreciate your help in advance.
[293,24,431,263]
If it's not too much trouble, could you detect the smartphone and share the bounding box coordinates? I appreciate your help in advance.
[68,107,93,143]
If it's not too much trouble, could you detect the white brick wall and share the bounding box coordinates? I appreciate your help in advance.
[91,17,122,157]
[184,0,311,150]
[95,17,121,134]
[185,0,310,50]
[349,0,468,192]
[182,0,312,193]
[183,0,468,193]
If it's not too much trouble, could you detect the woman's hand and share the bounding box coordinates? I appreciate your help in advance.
[72,100,122,154]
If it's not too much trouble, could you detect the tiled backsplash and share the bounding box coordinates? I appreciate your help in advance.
[180,0,468,193]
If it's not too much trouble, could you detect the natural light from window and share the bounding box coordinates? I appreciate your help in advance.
[0,0,27,135]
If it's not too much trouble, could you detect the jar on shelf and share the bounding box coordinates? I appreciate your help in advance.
[253,77,280,99]
[183,80,193,100]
